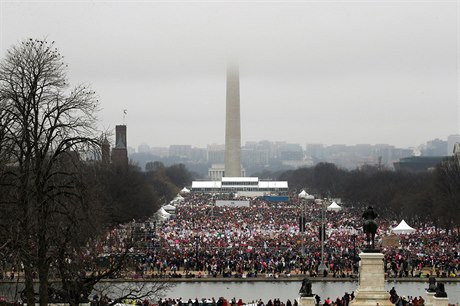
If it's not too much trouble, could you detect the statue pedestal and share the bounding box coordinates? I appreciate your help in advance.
[298,297,316,306]
[426,291,436,306]
[432,296,448,306]
[351,252,392,306]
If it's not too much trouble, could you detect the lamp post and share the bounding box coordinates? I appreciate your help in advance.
[350,228,358,275]
[211,193,215,219]
[298,191,314,255]
[300,212,305,255]
[317,198,328,276]
[194,235,200,271]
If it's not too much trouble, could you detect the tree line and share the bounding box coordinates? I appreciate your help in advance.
[278,160,460,233]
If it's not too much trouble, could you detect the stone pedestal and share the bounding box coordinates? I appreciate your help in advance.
[351,251,392,306]
[432,296,449,306]
[298,297,316,306]
[425,291,436,306]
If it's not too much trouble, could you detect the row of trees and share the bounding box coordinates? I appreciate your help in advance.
[0,39,183,305]
[279,159,460,232]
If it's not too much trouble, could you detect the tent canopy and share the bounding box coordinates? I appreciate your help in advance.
[327,201,342,211]
[392,220,416,234]
[298,190,314,199]
[157,207,171,216]
[154,208,172,221]
[181,187,190,193]
[163,204,176,211]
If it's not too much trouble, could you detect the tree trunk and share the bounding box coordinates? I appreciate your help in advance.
[23,262,35,306]
[38,261,49,306]
[38,232,49,306]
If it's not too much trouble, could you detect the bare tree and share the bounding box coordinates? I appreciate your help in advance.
[50,215,173,306]
[0,38,172,306]
[0,38,100,305]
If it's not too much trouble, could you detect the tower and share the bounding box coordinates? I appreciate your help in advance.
[111,125,128,166]
[224,64,242,177]
[115,125,127,149]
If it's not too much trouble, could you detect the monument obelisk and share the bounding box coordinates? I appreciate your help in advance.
[224,64,241,177]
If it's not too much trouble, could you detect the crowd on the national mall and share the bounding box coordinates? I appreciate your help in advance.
[94,193,458,283]
[84,192,459,306]
[3,193,458,306]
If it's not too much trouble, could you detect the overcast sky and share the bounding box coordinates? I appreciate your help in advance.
[1,0,459,149]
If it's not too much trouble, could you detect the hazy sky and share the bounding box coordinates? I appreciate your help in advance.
[1,0,459,149]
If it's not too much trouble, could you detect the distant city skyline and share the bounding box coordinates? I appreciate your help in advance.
[2,2,458,149]
[128,137,437,175]
[129,134,458,153]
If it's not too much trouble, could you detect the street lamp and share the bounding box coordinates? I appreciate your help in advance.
[316,198,328,276]
[298,190,314,255]
[211,193,216,218]
[194,235,200,271]
[350,228,358,275]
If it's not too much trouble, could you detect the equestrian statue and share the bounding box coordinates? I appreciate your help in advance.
[362,206,378,250]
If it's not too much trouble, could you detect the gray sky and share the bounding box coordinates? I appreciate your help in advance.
[1,0,459,149]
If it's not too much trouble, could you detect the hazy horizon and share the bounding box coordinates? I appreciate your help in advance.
[131,136,456,151]
[1,1,459,149]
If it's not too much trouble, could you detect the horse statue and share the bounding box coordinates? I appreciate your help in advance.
[435,282,448,298]
[362,206,378,250]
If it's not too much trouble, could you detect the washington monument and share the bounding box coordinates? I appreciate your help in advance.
[224,64,242,177]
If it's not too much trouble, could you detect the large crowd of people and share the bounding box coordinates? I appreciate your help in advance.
[92,191,457,306]
[93,192,459,282]
[1,192,459,305]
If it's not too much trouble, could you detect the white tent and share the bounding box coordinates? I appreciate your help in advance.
[163,204,176,214]
[155,207,172,221]
[157,207,171,216]
[180,187,190,194]
[392,220,416,234]
[163,204,176,211]
[298,190,314,200]
[327,201,342,211]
